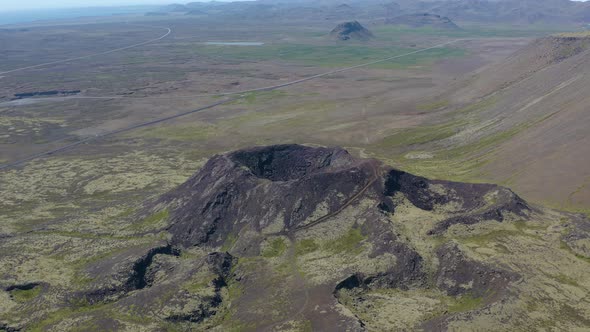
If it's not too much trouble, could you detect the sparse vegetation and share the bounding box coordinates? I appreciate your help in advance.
[447,294,484,313]
[417,100,449,111]
[10,286,41,303]
[377,121,460,148]
[325,227,366,254]
[129,209,169,231]
[135,123,218,141]
[221,233,238,252]
[296,239,319,256]
[230,90,287,105]
[262,238,288,258]
[195,43,465,69]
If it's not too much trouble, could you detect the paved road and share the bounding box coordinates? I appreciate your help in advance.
[0,40,460,170]
[0,24,172,76]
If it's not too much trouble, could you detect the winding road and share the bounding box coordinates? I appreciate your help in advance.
[0,39,460,170]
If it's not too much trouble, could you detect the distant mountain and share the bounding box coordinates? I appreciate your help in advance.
[386,13,460,29]
[260,0,590,23]
[162,3,189,12]
[390,0,590,23]
[154,0,590,24]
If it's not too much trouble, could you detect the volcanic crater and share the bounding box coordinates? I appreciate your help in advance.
[13,145,586,331]
[68,144,542,330]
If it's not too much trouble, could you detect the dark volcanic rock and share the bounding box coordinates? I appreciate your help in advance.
[334,229,427,292]
[5,282,40,292]
[15,144,538,330]
[0,323,21,332]
[384,169,452,210]
[164,252,236,324]
[383,169,530,235]
[330,21,374,41]
[562,213,590,258]
[435,243,518,298]
[230,144,350,181]
[153,144,530,321]
[361,210,428,289]
[415,242,521,331]
[162,144,375,248]
[13,90,81,99]
[206,251,236,278]
[77,243,180,304]
[428,192,530,236]
[154,144,530,249]
[334,238,426,291]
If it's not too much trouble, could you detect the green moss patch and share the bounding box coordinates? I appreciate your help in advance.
[221,233,238,252]
[325,227,366,254]
[447,293,484,313]
[10,285,42,303]
[296,239,319,256]
[262,238,287,258]
[129,209,169,232]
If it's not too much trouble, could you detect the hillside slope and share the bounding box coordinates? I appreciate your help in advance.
[453,35,590,210]
[385,13,460,29]
[384,34,590,212]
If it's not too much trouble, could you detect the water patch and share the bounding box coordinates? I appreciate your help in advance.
[0,97,69,106]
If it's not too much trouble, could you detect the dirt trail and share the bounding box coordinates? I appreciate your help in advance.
[262,235,310,332]
[295,161,379,232]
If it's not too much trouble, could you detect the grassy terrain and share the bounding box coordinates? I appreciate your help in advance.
[9,286,42,303]
[192,43,466,69]
[325,227,366,254]
[262,238,288,258]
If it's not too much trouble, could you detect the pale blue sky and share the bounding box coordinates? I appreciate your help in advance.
[0,0,587,12]
[0,0,183,11]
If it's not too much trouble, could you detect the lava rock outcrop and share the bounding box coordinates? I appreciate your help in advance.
[156,144,530,249]
[161,145,376,248]
[132,144,533,330]
[6,145,538,330]
[330,21,374,41]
